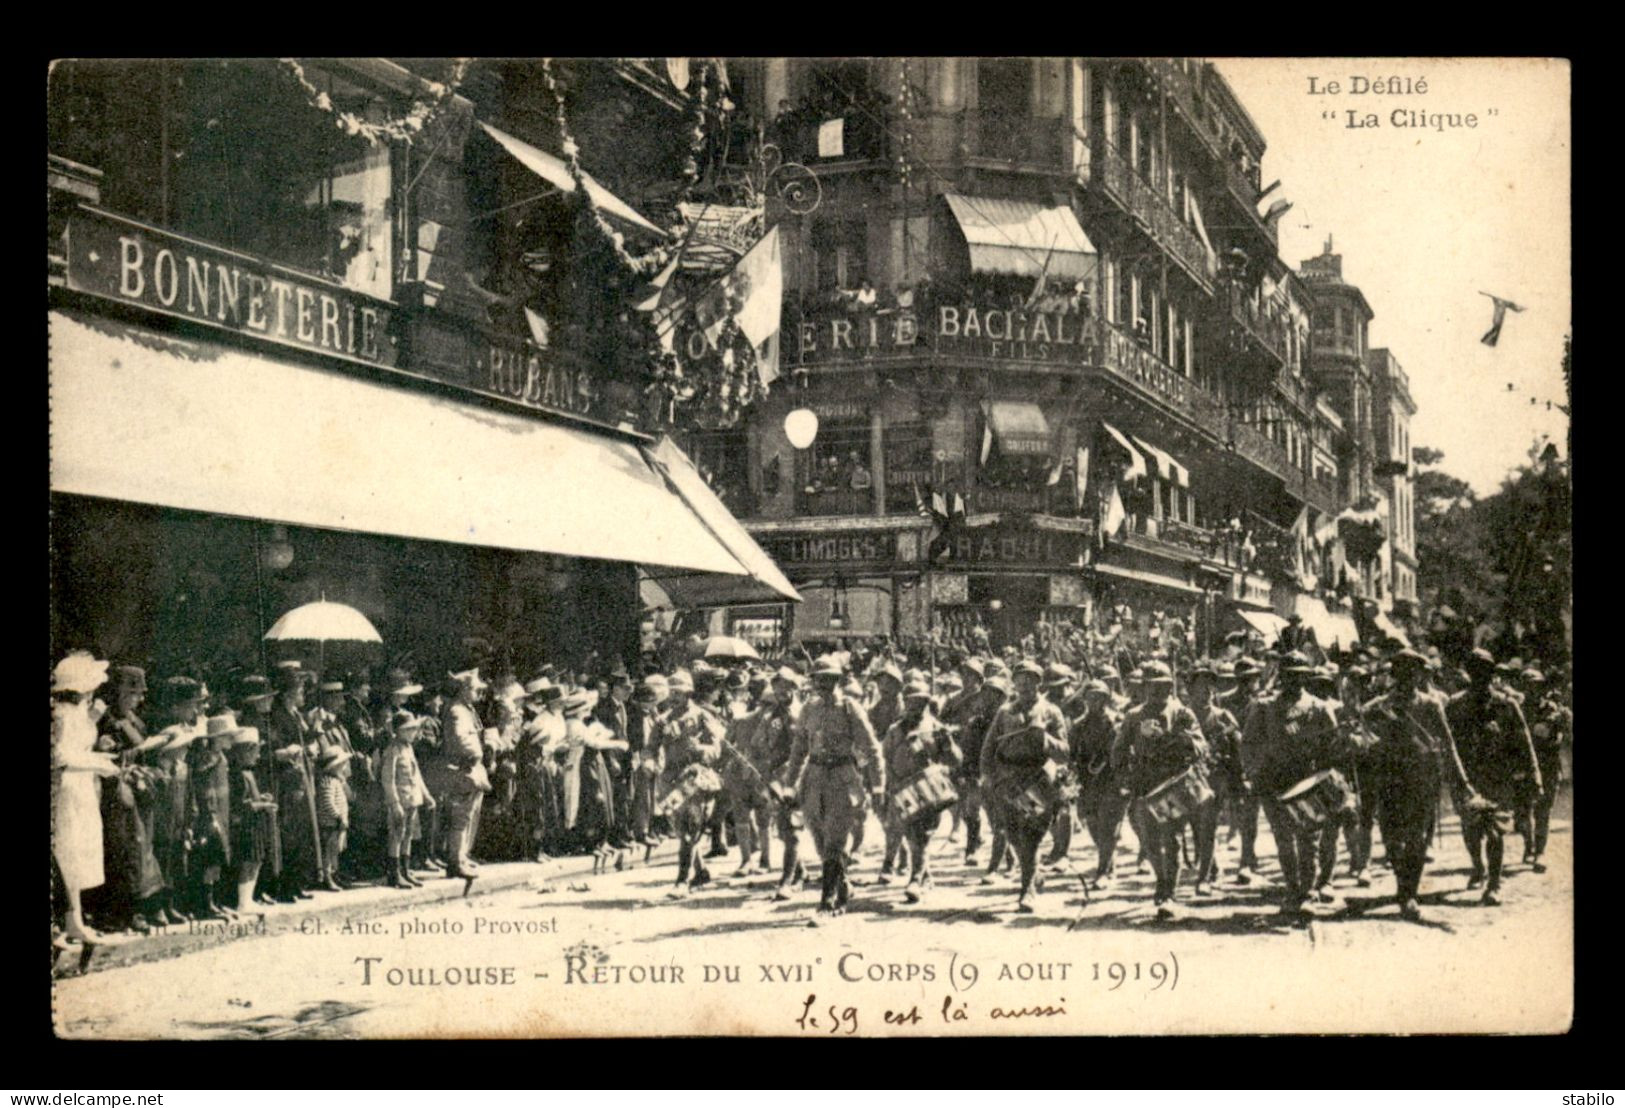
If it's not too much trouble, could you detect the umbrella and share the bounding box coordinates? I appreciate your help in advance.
[264,600,382,673]
[701,635,760,661]
[264,601,382,644]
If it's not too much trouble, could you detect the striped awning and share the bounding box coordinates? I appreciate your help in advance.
[944,194,1097,280]
[1100,422,1149,482]
[1131,434,1191,489]
[982,400,1052,456]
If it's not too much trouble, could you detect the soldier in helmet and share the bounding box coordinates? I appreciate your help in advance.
[1068,678,1128,889]
[1240,652,1341,919]
[939,657,1004,867]
[978,660,1070,913]
[881,676,963,903]
[776,657,885,916]
[657,669,738,897]
[1448,648,1542,905]
[1186,660,1240,895]
[1522,666,1567,874]
[1218,656,1266,881]
[1114,660,1209,918]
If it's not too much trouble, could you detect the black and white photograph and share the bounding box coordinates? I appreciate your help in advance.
[48,56,1571,1038]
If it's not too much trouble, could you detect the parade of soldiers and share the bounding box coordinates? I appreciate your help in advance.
[53,610,1573,947]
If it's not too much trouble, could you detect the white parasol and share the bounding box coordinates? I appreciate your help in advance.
[264,600,382,672]
[701,635,761,661]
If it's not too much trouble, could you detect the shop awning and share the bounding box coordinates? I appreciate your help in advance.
[1130,434,1190,489]
[1238,610,1290,640]
[1093,563,1204,595]
[982,400,1052,456]
[49,310,773,588]
[1099,421,1149,482]
[944,194,1097,280]
[478,122,663,236]
[1293,595,1360,650]
[639,435,801,607]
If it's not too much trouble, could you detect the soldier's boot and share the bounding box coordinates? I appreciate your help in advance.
[831,855,851,914]
[386,858,406,889]
[816,861,837,913]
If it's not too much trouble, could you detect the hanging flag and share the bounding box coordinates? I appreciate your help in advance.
[1074,447,1089,510]
[524,307,551,349]
[1046,450,1065,487]
[633,250,682,313]
[980,421,994,466]
[1023,234,1061,311]
[818,118,846,158]
[689,228,784,384]
[1479,292,1526,347]
[1103,482,1126,539]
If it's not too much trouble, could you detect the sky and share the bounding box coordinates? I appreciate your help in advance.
[1215,58,1570,495]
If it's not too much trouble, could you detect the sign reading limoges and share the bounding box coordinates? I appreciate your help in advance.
[938,525,1083,567]
[760,530,899,565]
[64,207,397,369]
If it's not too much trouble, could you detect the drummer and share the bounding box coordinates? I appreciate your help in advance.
[1185,660,1241,895]
[978,660,1069,914]
[1240,652,1341,919]
[881,677,963,904]
[1113,661,1209,919]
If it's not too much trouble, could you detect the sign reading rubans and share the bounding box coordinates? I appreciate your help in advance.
[761,530,898,566]
[65,207,398,369]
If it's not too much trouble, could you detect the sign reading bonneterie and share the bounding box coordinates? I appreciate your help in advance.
[65,207,398,369]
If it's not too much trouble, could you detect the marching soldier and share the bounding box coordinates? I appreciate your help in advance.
[1218,657,1265,881]
[940,658,1004,867]
[1186,661,1240,895]
[1448,649,1542,906]
[1115,661,1208,918]
[978,660,1069,914]
[1524,667,1568,874]
[776,657,885,916]
[1069,679,1128,888]
[1309,664,1369,901]
[881,677,962,903]
[749,667,807,900]
[1361,648,1475,921]
[1040,664,1079,868]
[1241,652,1341,919]
[657,671,740,897]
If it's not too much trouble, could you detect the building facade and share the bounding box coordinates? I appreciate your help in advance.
[716,57,1395,652]
[49,59,795,679]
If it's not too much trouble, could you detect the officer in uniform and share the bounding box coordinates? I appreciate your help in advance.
[978,660,1069,914]
[1185,660,1239,895]
[1069,679,1128,889]
[777,657,885,916]
[1115,660,1208,918]
[939,657,1004,867]
[1448,648,1542,906]
[881,676,963,903]
[1361,648,1475,921]
[1241,652,1340,918]
[440,669,491,884]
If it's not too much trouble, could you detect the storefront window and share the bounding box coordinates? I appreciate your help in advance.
[799,416,873,516]
[884,422,933,513]
[49,59,396,300]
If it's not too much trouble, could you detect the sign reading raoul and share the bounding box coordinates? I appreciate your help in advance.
[64,207,398,369]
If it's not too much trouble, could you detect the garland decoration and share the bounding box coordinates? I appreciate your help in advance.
[539,57,676,278]
[282,58,470,145]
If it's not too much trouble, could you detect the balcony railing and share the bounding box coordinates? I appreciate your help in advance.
[1226,284,1288,367]
[797,487,875,517]
[1089,139,1214,288]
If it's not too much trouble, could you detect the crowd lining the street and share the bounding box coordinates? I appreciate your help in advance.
[50,614,1573,946]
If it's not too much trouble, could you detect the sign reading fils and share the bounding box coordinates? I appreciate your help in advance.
[65,208,397,369]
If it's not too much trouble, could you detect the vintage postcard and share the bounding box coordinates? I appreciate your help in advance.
[49,56,1571,1038]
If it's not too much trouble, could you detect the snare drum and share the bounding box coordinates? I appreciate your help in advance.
[1134,764,1214,830]
[890,763,959,823]
[657,763,723,816]
[1277,769,1355,830]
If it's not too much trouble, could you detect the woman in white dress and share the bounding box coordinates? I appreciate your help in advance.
[53,652,120,944]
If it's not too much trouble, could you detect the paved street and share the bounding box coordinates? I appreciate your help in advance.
[54,792,1572,1038]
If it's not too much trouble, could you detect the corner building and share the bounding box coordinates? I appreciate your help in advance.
[719,58,1378,651]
